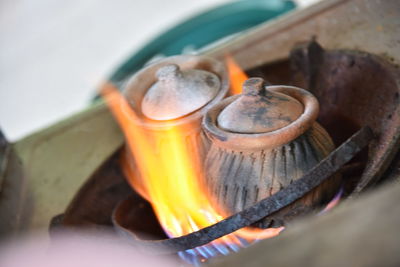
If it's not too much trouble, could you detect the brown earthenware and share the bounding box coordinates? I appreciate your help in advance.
[202,77,341,227]
[141,64,221,121]
[122,55,229,201]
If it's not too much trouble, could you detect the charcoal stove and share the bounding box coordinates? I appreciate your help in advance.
[1,0,400,266]
[52,37,385,257]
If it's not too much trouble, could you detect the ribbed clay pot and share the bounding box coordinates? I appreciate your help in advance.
[122,55,229,201]
[202,77,341,227]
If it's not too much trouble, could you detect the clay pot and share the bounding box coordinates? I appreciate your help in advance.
[122,55,229,201]
[202,77,341,227]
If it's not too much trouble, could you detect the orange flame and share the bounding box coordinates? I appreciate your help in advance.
[101,83,283,248]
[225,54,248,95]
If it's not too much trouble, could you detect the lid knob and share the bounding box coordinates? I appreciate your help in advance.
[242,77,269,96]
[156,64,182,81]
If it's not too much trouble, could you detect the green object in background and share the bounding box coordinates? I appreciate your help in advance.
[109,0,295,86]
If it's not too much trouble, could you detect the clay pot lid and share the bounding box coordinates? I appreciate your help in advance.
[217,77,304,133]
[141,64,221,121]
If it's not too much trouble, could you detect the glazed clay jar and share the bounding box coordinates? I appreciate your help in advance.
[122,55,229,201]
[202,77,341,227]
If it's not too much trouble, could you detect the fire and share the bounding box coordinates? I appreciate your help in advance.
[100,56,345,265]
[225,54,248,95]
[101,83,283,249]
[319,187,343,214]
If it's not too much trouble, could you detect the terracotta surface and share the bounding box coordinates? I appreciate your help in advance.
[122,55,229,201]
[123,55,229,128]
[202,79,340,227]
[203,83,320,151]
[218,78,303,133]
[141,64,220,121]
